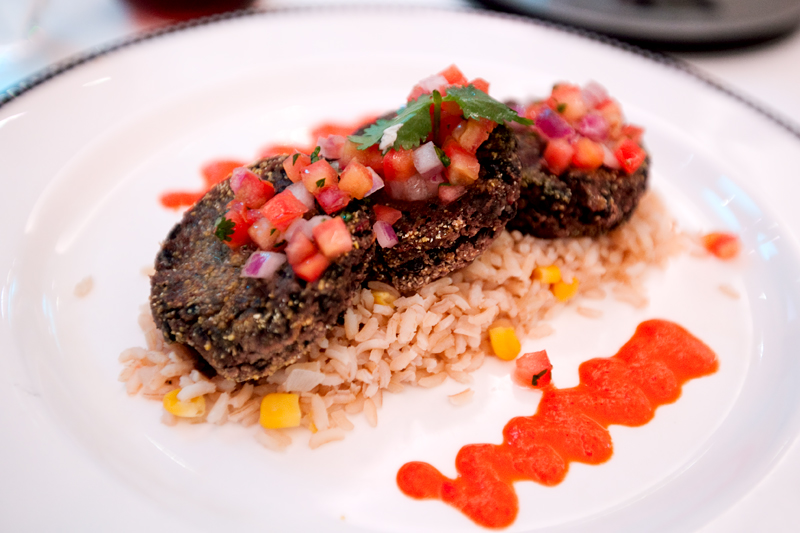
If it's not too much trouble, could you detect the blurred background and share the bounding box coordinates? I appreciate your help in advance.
[1,0,799,126]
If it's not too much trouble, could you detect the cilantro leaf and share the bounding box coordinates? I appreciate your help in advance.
[348,84,532,153]
[444,85,533,126]
[309,146,322,163]
[292,153,300,165]
[349,94,433,152]
[214,217,235,242]
[531,369,549,387]
[316,178,326,188]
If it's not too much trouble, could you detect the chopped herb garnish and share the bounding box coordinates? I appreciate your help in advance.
[349,84,532,153]
[292,153,300,165]
[531,369,549,387]
[341,212,352,221]
[316,178,326,188]
[309,146,322,163]
[214,217,235,242]
[435,145,450,167]
[556,103,567,114]
[270,228,277,235]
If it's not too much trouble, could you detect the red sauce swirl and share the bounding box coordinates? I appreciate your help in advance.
[397,319,718,529]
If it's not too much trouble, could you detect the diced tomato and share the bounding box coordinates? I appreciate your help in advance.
[301,159,339,194]
[233,168,275,208]
[260,190,309,231]
[285,232,318,266]
[339,141,384,173]
[338,161,374,199]
[469,78,490,93]
[219,209,251,250]
[614,138,647,174]
[315,186,352,215]
[702,232,741,260]
[571,137,604,170]
[512,350,553,389]
[549,84,587,123]
[407,84,428,102]
[443,141,480,186]
[439,64,468,86]
[313,217,353,260]
[436,101,464,144]
[457,118,496,154]
[597,100,623,138]
[542,139,574,175]
[293,252,331,282]
[373,204,402,225]
[248,218,281,250]
[202,160,246,188]
[383,149,417,182]
[621,124,645,144]
[160,191,203,209]
[283,153,311,183]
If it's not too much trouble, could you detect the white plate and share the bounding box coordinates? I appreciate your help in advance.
[2,8,800,533]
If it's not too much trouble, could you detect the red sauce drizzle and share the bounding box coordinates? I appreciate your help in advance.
[397,319,718,529]
[158,117,378,209]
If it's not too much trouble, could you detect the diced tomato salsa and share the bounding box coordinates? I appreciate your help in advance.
[169,65,531,284]
[522,82,647,176]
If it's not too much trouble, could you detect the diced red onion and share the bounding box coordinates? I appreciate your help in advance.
[373,221,398,248]
[284,218,309,243]
[385,174,437,202]
[582,81,609,109]
[602,144,621,169]
[241,252,287,279]
[365,168,384,197]
[317,135,346,160]
[535,108,574,139]
[576,113,609,141]
[417,74,448,93]
[286,182,315,210]
[413,141,445,179]
[508,102,526,116]
[229,167,255,193]
[438,184,466,204]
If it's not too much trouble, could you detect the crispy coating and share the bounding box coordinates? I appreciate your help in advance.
[367,124,522,294]
[508,129,649,238]
[150,157,375,382]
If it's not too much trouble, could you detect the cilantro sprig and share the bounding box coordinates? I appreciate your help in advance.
[214,217,235,242]
[348,84,533,153]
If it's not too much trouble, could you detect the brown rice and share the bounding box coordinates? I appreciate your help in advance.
[119,191,689,449]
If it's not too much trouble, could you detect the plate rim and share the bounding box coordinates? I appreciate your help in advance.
[1,5,800,139]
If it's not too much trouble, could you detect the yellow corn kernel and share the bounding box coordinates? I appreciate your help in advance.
[552,277,580,302]
[372,290,397,307]
[489,321,521,361]
[163,389,206,418]
[533,265,562,285]
[260,393,302,429]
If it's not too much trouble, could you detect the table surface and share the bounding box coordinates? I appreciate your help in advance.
[2,1,799,531]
